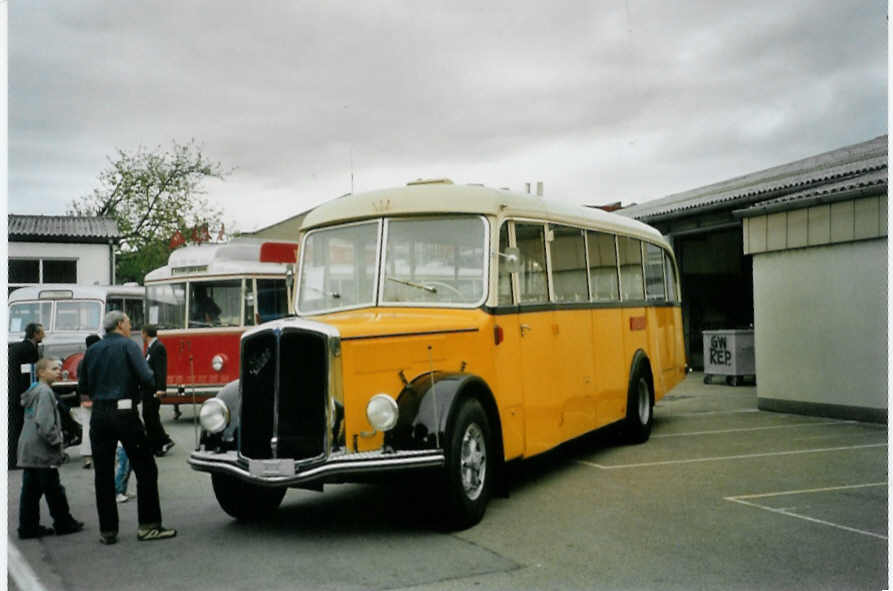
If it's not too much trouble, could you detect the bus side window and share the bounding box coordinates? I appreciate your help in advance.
[587,231,619,302]
[257,279,289,322]
[497,223,513,306]
[515,223,548,304]
[644,242,666,301]
[618,236,645,301]
[664,251,678,302]
[550,225,587,303]
[125,298,144,330]
[107,297,123,312]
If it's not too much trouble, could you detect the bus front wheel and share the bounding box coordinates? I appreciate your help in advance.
[211,473,286,520]
[441,398,493,530]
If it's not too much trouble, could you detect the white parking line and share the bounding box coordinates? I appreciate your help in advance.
[657,408,760,417]
[653,420,853,438]
[7,537,49,591]
[727,482,887,500]
[576,442,887,470]
[724,483,888,541]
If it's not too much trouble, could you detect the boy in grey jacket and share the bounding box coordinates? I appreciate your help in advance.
[17,358,84,539]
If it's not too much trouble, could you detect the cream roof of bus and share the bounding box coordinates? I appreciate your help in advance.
[144,239,293,283]
[8,284,144,303]
[301,181,668,247]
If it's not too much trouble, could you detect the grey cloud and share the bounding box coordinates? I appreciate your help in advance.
[9,0,887,228]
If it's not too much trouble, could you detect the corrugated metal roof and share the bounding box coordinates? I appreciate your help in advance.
[620,135,888,221]
[9,215,120,242]
[735,166,887,217]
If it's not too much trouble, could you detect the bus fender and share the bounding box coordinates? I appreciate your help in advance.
[384,372,500,455]
[629,350,654,403]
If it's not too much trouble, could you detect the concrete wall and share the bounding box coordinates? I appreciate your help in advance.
[8,242,113,285]
[753,238,887,422]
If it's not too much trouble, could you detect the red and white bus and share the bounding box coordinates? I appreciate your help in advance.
[144,239,298,412]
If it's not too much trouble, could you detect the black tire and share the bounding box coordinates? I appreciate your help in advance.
[624,366,653,444]
[211,473,286,520]
[441,398,493,530]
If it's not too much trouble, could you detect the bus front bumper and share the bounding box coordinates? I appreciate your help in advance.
[188,448,445,488]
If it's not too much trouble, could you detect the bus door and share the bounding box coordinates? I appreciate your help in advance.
[548,225,596,441]
[513,222,560,457]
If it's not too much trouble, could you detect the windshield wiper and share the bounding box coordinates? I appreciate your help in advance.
[304,285,340,299]
[386,276,437,293]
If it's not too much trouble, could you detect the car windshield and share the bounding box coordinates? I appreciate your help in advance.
[298,216,487,313]
[9,301,52,333]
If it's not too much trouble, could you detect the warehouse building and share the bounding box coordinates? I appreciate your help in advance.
[620,135,886,422]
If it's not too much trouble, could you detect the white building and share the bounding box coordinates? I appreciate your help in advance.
[8,215,120,293]
[737,166,887,422]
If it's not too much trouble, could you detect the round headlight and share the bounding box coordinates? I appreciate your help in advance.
[199,398,230,433]
[366,394,398,432]
[211,355,225,372]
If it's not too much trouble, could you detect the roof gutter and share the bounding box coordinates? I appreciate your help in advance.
[732,183,887,219]
[631,169,885,224]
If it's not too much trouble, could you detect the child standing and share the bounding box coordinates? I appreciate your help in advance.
[17,358,85,539]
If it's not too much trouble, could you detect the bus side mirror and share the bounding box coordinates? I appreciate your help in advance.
[497,247,521,273]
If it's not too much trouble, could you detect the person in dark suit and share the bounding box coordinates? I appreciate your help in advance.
[8,323,45,469]
[141,325,175,456]
[78,311,176,544]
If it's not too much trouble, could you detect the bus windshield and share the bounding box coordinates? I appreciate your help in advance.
[189,280,241,327]
[146,283,186,329]
[9,302,52,333]
[298,216,487,313]
[54,301,102,331]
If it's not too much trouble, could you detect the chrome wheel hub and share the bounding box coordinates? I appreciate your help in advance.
[637,378,651,424]
[460,423,486,501]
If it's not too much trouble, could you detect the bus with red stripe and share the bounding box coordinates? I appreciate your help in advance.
[144,239,297,412]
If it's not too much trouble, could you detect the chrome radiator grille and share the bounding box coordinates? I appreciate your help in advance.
[240,328,328,461]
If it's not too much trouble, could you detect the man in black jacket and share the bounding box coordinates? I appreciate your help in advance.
[141,325,174,456]
[78,311,176,545]
[8,323,44,469]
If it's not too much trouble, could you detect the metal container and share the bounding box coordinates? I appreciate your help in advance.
[702,329,755,386]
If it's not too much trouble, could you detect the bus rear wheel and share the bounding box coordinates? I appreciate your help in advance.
[624,369,653,444]
[211,473,286,520]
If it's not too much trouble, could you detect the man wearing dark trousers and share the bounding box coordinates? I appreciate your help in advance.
[141,325,174,456]
[78,311,176,545]
[8,323,45,469]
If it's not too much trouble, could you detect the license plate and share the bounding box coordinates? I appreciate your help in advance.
[248,459,295,477]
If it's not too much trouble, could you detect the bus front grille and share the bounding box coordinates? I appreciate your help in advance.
[240,329,328,461]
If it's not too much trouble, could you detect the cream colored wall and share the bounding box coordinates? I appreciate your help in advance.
[744,195,887,254]
[8,242,112,285]
[753,238,887,411]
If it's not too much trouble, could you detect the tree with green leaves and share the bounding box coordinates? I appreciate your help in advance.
[68,140,229,283]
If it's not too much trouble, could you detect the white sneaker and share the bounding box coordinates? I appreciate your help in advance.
[116,493,129,503]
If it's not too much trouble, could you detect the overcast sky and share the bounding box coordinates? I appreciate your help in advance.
[8,1,888,233]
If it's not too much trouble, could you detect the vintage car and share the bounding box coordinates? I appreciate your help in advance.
[189,179,686,529]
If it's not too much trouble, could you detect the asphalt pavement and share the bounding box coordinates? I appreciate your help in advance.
[7,374,889,590]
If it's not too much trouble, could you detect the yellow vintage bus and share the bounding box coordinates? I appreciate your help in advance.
[190,179,686,528]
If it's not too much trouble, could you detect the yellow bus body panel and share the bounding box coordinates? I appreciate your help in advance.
[312,304,685,459]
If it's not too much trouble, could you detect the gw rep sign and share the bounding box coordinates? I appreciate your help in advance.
[702,329,755,385]
[709,335,732,366]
